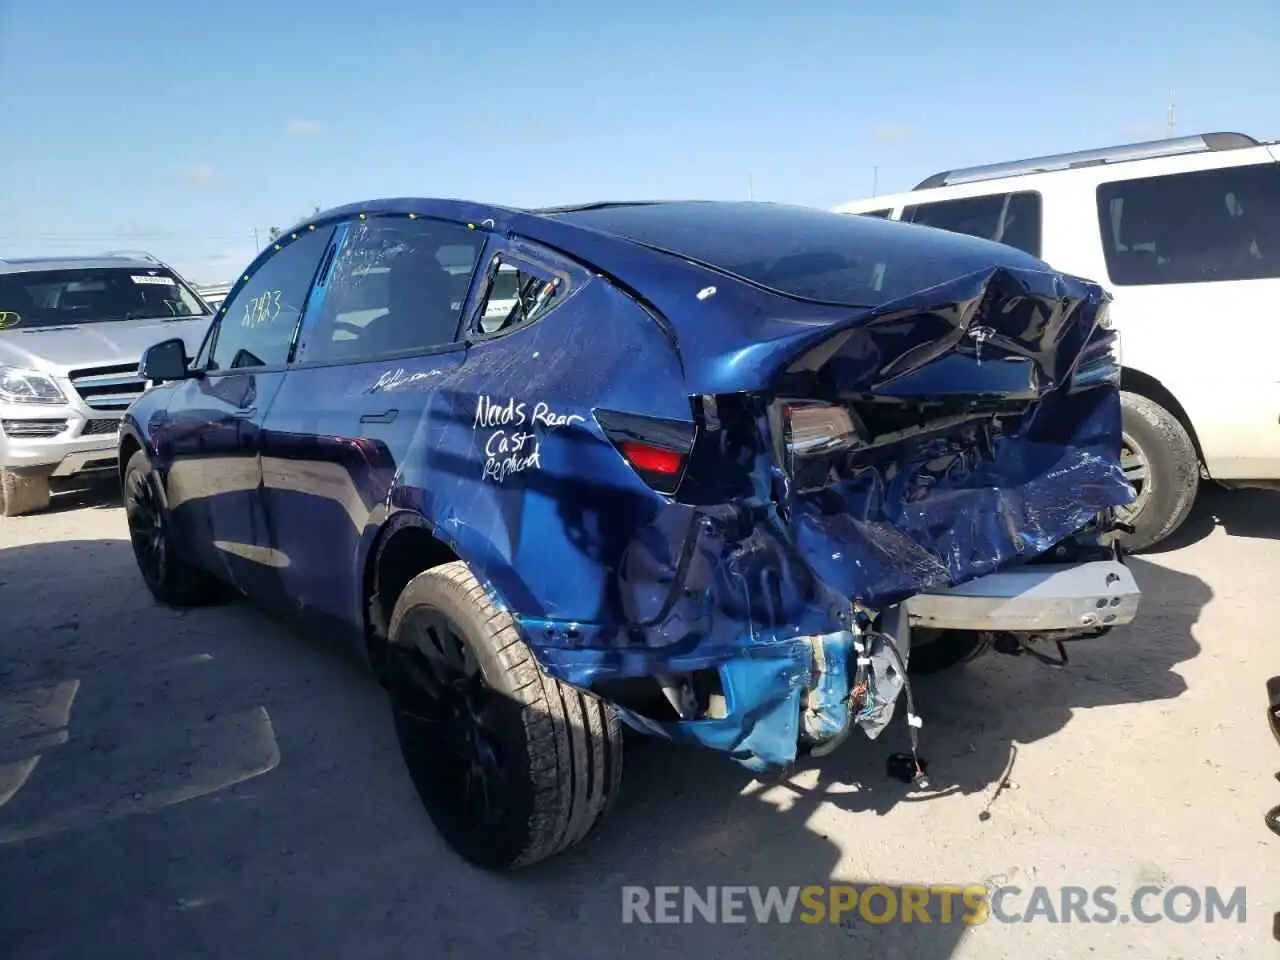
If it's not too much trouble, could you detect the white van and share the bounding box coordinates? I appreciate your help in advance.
[836,132,1280,551]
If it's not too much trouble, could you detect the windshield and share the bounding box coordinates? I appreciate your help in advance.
[547,200,1045,308]
[0,267,207,330]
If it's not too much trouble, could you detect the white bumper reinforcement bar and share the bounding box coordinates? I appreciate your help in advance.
[905,560,1140,633]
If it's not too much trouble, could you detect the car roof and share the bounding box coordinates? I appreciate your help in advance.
[292,196,903,252]
[0,255,165,275]
[262,197,871,293]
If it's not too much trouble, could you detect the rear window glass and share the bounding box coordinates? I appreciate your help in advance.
[902,191,1042,257]
[545,201,1040,308]
[0,268,206,330]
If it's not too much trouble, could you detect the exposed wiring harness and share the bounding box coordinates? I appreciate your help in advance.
[862,627,929,788]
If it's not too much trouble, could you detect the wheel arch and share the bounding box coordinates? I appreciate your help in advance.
[116,427,144,489]
[362,511,466,657]
[1120,366,1206,470]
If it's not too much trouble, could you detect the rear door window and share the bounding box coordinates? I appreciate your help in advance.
[1095,162,1280,285]
[902,191,1043,257]
[293,217,483,364]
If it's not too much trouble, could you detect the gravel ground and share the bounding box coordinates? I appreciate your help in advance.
[1,482,1277,959]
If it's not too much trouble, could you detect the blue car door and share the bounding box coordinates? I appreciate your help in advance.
[256,214,486,628]
[161,226,334,593]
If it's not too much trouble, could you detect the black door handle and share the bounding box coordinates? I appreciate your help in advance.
[360,409,399,424]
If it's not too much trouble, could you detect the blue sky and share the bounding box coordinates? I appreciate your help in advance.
[1,0,1276,282]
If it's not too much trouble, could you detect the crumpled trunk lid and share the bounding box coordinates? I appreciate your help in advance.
[686,264,1131,609]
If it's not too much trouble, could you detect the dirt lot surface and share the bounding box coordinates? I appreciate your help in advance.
[1,483,1277,959]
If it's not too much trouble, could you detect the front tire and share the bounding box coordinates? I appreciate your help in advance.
[0,467,51,517]
[387,561,622,870]
[1117,392,1199,552]
[123,450,222,606]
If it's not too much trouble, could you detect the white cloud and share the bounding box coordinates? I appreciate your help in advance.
[870,123,912,144]
[178,163,221,189]
[285,118,322,137]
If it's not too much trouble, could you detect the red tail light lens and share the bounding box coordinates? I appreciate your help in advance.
[595,409,696,496]
[620,441,684,476]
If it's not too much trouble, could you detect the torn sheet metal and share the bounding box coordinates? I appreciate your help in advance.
[381,258,1132,772]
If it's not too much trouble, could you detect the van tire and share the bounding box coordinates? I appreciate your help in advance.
[1118,392,1199,552]
[0,468,51,517]
[386,561,623,870]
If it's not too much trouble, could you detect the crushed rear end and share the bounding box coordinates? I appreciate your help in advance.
[520,203,1138,771]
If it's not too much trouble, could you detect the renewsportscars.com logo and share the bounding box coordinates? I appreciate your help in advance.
[621,884,1249,926]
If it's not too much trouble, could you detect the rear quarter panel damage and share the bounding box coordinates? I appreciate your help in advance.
[388,253,1132,772]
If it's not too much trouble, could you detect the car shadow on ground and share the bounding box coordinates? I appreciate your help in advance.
[1143,483,1280,554]
[40,476,122,515]
[0,537,1207,959]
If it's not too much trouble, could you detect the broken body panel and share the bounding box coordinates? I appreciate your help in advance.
[128,200,1134,772]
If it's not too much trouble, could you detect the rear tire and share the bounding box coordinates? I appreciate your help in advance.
[387,561,622,870]
[123,450,223,606]
[1117,392,1199,552]
[908,629,991,675]
[0,468,51,517]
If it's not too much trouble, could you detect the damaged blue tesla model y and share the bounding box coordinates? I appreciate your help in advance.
[119,199,1140,869]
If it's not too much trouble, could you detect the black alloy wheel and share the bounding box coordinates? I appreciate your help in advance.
[125,460,169,592]
[389,610,511,837]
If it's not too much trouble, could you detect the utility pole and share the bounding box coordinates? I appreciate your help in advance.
[253,227,260,249]
[747,173,754,200]
[872,166,879,197]
[1167,89,1176,136]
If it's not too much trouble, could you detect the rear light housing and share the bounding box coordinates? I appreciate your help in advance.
[781,401,864,458]
[595,409,695,496]
[1070,326,1121,389]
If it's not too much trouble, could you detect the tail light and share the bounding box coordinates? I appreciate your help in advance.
[595,409,695,496]
[620,441,684,477]
[1071,327,1122,389]
[782,401,864,457]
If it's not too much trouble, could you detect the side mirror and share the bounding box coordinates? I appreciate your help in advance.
[139,337,190,382]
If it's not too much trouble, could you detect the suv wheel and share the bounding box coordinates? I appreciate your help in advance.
[1117,392,1199,552]
[387,561,622,870]
[123,450,223,605]
[0,468,51,517]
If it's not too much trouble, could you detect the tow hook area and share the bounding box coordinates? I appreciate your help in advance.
[991,632,1072,667]
[987,626,1114,668]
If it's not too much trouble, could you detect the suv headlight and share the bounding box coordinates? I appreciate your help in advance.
[0,366,67,404]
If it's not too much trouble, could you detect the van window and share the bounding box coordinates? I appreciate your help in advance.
[857,209,893,218]
[902,191,1043,257]
[1096,163,1280,285]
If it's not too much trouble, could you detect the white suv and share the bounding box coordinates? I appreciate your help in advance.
[836,131,1280,551]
